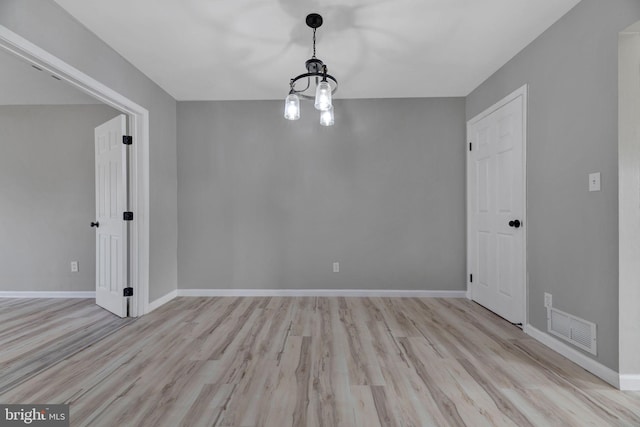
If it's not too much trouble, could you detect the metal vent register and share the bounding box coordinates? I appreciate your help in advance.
[547,307,597,355]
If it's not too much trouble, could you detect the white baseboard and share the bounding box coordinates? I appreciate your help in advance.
[0,291,96,299]
[523,324,619,388]
[148,289,178,312]
[619,374,640,391]
[176,289,467,298]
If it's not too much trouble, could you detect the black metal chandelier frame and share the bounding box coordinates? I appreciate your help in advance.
[288,13,338,100]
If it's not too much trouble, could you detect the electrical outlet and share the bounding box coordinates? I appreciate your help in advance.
[70,261,79,273]
[544,292,552,309]
[333,262,339,273]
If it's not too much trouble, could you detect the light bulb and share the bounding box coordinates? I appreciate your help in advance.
[314,81,332,111]
[284,93,300,120]
[320,105,334,126]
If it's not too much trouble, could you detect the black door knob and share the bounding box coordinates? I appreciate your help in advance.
[508,220,521,228]
[91,221,100,228]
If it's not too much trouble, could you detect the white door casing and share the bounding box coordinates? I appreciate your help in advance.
[95,115,128,317]
[467,86,527,325]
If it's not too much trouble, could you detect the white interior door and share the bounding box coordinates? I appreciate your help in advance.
[467,87,526,324]
[94,114,128,317]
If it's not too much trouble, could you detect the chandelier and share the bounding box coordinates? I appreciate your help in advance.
[284,13,338,126]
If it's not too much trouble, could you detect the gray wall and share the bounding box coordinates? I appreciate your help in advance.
[466,0,640,370]
[0,105,119,292]
[0,0,179,301]
[0,48,98,106]
[177,98,466,291]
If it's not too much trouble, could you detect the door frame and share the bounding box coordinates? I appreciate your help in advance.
[466,84,528,325]
[618,25,640,390]
[0,25,150,317]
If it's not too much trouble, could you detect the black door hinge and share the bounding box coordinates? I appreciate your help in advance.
[123,287,133,297]
[470,274,473,283]
[123,135,133,145]
[469,142,472,151]
[123,211,134,221]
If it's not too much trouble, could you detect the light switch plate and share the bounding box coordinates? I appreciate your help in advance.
[589,172,601,192]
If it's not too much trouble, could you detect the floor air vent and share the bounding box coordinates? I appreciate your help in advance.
[547,307,597,355]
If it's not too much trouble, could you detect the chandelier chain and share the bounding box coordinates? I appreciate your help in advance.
[312,28,316,58]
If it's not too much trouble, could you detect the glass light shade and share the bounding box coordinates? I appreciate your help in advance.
[284,93,300,120]
[319,105,334,127]
[314,81,332,111]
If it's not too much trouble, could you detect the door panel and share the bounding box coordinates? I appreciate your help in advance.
[497,234,513,296]
[95,114,128,317]
[477,232,490,289]
[468,92,525,324]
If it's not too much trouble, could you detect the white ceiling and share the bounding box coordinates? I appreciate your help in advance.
[53,0,581,101]
[0,48,99,105]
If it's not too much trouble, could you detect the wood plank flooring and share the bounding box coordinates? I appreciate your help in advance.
[0,298,133,394]
[1,297,639,426]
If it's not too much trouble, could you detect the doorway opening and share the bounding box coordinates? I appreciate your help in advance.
[0,24,150,317]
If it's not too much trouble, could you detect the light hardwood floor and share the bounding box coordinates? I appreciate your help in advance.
[1,297,639,426]
[0,298,132,395]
